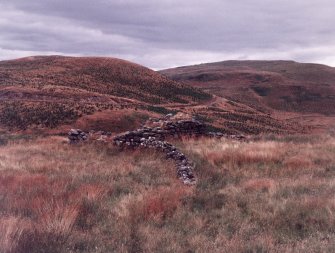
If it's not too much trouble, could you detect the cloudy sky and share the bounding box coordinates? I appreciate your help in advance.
[0,0,334,69]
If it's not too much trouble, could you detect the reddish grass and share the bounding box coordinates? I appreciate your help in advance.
[0,134,335,252]
[242,178,276,193]
[137,187,189,220]
[0,137,183,252]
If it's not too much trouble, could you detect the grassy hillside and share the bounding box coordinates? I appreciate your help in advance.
[1,135,335,252]
[0,56,210,131]
[160,60,335,115]
[0,56,209,104]
[0,56,300,135]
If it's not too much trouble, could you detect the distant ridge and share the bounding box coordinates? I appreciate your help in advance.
[160,60,335,115]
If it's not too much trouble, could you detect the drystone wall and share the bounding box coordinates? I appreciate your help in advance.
[68,129,89,144]
[111,119,207,184]
[68,115,245,184]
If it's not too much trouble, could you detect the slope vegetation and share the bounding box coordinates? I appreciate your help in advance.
[0,56,209,131]
[0,56,209,104]
[1,134,335,252]
[160,60,335,115]
[0,56,303,134]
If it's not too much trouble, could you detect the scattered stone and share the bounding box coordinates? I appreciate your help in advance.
[68,129,88,144]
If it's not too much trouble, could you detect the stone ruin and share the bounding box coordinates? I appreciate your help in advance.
[112,115,216,184]
[114,120,206,145]
[68,113,246,184]
[68,129,89,144]
[122,136,196,185]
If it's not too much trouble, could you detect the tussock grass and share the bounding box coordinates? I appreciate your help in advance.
[1,135,335,252]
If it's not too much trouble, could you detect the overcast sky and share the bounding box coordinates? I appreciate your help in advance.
[0,0,334,69]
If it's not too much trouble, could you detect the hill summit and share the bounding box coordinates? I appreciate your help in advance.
[0,56,209,131]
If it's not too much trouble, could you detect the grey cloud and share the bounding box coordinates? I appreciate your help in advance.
[0,0,335,69]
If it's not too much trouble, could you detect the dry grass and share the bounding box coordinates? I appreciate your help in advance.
[176,135,335,252]
[0,134,335,252]
[0,137,183,252]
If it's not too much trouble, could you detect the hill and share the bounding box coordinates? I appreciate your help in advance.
[160,61,335,132]
[0,56,210,105]
[0,56,210,132]
[0,56,303,135]
[2,61,335,252]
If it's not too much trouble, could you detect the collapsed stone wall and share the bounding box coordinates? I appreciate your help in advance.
[68,129,89,144]
[68,115,246,184]
[124,136,196,184]
[112,119,208,185]
[114,119,205,143]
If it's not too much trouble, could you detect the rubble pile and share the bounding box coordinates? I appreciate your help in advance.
[68,129,89,144]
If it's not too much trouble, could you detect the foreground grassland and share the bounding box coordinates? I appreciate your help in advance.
[1,135,335,253]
